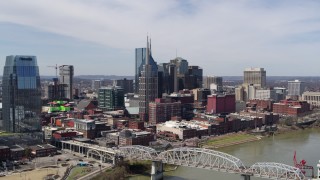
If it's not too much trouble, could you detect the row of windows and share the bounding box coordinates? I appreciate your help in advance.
[18,77,38,89]
[17,66,38,77]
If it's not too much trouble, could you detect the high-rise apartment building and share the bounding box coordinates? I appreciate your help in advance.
[149,98,181,124]
[243,68,266,88]
[59,65,74,100]
[98,86,124,111]
[45,78,68,101]
[2,55,41,132]
[92,80,102,91]
[138,38,158,121]
[288,80,305,96]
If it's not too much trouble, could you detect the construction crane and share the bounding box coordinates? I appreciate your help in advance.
[294,151,314,178]
[47,64,58,77]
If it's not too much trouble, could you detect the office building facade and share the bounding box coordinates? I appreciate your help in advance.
[243,68,266,88]
[2,55,41,132]
[116,78,134,94]
[204,76,223,91]
[98,86,124,111]
[288,80,305,96]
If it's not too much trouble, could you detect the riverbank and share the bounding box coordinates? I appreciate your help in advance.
[200,119,320,149]
[200,133,262,149]
[92,160,177,180]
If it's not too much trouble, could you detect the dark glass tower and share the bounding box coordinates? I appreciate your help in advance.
[2,55,41,132]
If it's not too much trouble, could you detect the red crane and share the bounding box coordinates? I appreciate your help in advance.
[293,151,314,178]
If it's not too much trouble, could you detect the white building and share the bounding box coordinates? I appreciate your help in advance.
[255,89,277,101]
[302,91,320,108]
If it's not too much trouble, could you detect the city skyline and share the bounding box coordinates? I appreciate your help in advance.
[1,1,320,76]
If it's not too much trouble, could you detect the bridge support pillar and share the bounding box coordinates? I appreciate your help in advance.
[241,174,251,180]
[151,160,163,180]
[112,155,123,166]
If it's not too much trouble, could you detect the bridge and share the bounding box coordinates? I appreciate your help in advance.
[60,140,306,180]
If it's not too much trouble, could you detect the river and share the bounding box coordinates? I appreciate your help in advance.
[129,128,320,180]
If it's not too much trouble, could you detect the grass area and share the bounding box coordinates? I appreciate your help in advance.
[0,131,16,137]
[92,160,152,180]
[202,133,257,148]
[67,166,92,180]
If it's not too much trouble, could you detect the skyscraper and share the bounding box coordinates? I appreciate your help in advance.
[2,55,41,132]
[116,78,134,94]
[185,66,203,90]
[92,80,102,91]
[135,47,158,94]
[138,37,158,121]
[243,68,266,88]
[204,76,223,91]
[59,65,74,100]
[288,80,305,96]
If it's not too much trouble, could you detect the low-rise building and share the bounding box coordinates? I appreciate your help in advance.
[10,145,25,160]
[248,99,274,112]
[105,129,155,146]
[30,144,57,157]
[52,130,79,141]
[74,119,96,139]
[0,146,10,161]
[302,91,320,108]
[156,120,208,140]
[273,99,310,116]
[128,120,145,130]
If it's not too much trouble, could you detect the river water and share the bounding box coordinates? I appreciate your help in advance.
[129,128,320,180]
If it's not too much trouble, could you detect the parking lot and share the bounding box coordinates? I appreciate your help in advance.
[0,149,112,179]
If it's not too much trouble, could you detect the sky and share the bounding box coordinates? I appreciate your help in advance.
[0,0,320,76]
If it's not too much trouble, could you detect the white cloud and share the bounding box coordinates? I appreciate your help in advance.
[0,0,320,75]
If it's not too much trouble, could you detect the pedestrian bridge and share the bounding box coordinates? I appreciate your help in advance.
[60,141,305,180]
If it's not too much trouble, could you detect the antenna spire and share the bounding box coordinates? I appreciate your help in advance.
[146,36,149,65]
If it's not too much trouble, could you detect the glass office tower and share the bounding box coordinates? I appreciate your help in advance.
[2,55,41,132]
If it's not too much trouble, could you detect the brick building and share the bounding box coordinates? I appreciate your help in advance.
[52,130,78,141]
[0,146,10,161]
[30,144,57,157]
[128,120,145,130]
[106,130,155,146]
[149,98,181,124]
[206,94,236,114]
[74,119,96,139]
[248,99,274,112]
[273,100,310,116]
[164,92,195,120]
